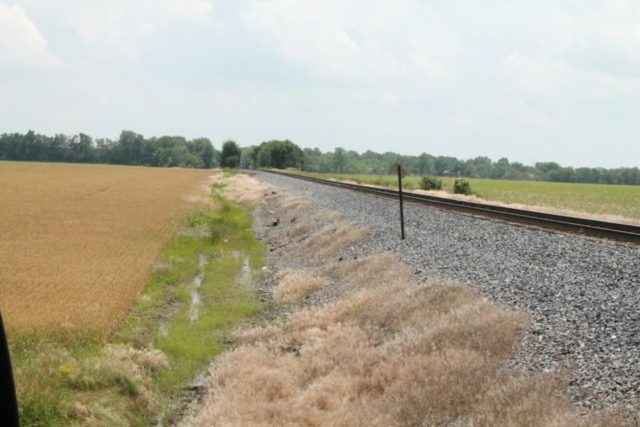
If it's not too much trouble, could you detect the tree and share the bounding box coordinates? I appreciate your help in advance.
[220,140,241,168]
[333,147,347,173]
[256,140,304,169]
[150,136,191,167]
[113,130,146,165]
[417,153,436,175]
[189,138,217,168]
[69,133,95,163]
[435,156,461,176]
[240,146,258,169]
[492,157,511,179]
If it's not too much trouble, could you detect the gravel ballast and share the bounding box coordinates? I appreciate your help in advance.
[253,171,640,412]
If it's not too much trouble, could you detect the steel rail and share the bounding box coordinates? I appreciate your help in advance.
[260,170,640,245]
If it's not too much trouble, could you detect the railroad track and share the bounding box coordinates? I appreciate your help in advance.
[261,170,640,245]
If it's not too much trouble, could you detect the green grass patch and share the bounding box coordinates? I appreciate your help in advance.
[292,171,640,221]
[152,222,263,392]
[12,183,265,426]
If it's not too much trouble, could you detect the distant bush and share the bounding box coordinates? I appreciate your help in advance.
[419,176,443,191]
[453,178,472,195]
[222,168,237,177]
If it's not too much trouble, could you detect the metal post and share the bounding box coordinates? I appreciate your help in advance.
[0,311,19,426]
[397,165,405,240]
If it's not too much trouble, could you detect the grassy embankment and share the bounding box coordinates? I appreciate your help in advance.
[186,183,633,426]
[291,171,640,222]
[11,177,264,426]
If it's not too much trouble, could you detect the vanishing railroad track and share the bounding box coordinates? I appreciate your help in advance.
[262,170,640,245]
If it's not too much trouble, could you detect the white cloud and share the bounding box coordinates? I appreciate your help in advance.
[501,50,569,92]
[0,4,64,68]
[451,115,473,128]
[136,21,156,38]
[242,1,360,79]
[601,2,640,60]
[605,0,634,12]
[75,0,215,60]
[406,53,446,78]
[241,0,450,82]
[502,48,632,101]
[162,0,213,19]
[514,103,559,128]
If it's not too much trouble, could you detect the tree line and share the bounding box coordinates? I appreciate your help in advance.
[1,130,638,185]
[0,131,306,172]
[0,130,219,168]
[298,147,640,185]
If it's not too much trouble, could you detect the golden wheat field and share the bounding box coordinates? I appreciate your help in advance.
[0,161,213,338]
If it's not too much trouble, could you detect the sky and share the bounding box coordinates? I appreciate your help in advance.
[1,0,639,168]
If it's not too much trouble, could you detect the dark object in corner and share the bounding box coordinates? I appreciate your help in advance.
[0,311,19,426]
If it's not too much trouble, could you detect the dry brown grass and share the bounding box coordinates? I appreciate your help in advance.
[223,173,274,207]
[300,222,368,259]
[286,221,313,239]
[223,174,311,220]
[185,253,631,426]
[0,162,213,337]
[278,195,311,213]
[327,252,411,288]
[268,192,311,221]
[314,208,341,222]
[272,269,327,303]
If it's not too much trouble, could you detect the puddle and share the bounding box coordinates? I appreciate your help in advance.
[159,322,169,337]
[228,251,253,286]
[241,255,252,285]
[158,298,181,338]
[189,254,209,323]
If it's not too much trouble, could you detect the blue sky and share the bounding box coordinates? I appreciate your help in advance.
[1,0,639,168]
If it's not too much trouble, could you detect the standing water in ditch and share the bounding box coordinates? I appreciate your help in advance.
[229,250,253,286]
[158,253,209,336]
[190,254,209,323]
[160,250,255,335]
[241,254,252,286]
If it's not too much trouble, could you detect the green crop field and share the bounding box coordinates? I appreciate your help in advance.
[292,172,640,222]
